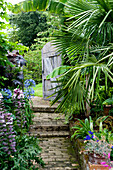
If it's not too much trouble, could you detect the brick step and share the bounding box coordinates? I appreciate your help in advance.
[30,124,69,131]
[29,131,70,137]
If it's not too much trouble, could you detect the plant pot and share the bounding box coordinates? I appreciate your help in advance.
[88,153,111,170]
[89,153,108,165]
[103,105,112,115]
[88,162,109,170]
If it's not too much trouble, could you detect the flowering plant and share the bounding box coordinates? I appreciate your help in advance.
[24,79,36,99]
[0,90,44,169]
[83,131,112,157]
[82,131,113,168]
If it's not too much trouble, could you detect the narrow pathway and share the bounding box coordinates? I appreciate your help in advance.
[30,97,79,170]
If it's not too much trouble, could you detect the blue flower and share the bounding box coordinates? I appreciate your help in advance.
[24,79,36,87]
[88,131,93,135]
[24,87,35,99]
[97,140,99,142]
[91,135,94,139]
[1,88,12,99]
[84,135,91,140]
[111,146,113,149]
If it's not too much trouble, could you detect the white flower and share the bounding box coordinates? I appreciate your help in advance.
[0,92,3,100]
[12,94,17,99]
[17,94,24,99]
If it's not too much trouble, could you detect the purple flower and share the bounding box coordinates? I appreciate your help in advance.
[4,147,9,151]
[8,151,11,155]
[0,119,5,123]
[97,140,99,142]
[2,142,8,146]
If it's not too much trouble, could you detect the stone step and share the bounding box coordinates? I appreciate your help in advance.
[30,124,69,131]
[31,97,59,113]
[31,105,58,113]
[32,112,65,120]
[36,164,79,170]
[31,112,67,126]
[29,131,70,137]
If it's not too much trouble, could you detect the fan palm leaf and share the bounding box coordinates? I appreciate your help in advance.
[47,52,113,114]
[65,0,113,46]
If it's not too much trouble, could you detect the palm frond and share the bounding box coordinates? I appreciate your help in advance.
[12,0,66,14]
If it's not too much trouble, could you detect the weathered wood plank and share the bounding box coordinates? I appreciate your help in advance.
[42,42,61,100]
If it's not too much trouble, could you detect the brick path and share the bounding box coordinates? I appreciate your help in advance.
[30,97,79,170]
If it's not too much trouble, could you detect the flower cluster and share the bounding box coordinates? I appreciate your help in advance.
[24,88,35,99]
[84,131,94,140]
[24,79,36,87]
[1,88,12,99]
[13,88,24,99]
[12,89,27,131]
[0,100,16,155]
[24,79,35,99]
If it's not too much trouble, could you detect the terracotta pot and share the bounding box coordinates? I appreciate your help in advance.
[88,162,109,170]
[89,153,108,164]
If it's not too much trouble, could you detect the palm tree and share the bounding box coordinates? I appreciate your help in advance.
[47,0,113,117]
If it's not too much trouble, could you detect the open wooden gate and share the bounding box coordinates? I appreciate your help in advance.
[42,42,61,100]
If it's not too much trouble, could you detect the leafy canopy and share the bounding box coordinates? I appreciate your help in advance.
[9,11,49,47]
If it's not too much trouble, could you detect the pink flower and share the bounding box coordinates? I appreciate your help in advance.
[101,162,106,165]
[101,162,111,169]
[108,153,110,159]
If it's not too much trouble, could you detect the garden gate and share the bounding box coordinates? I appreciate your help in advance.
[42,42,61,100]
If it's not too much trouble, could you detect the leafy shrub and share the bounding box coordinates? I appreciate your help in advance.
[23,45,42,84]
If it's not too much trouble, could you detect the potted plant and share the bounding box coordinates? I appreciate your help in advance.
[81,131,113,169]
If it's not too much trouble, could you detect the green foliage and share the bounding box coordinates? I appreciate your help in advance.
[0,135,45,170]
[103,96,113,105]
[46,0,113,116]
[0,0,28,89]
[71,117,93,139]
[9,11,49,47]
[12,135,45,170]
[71,116,113,140]
[23,44,42,83]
